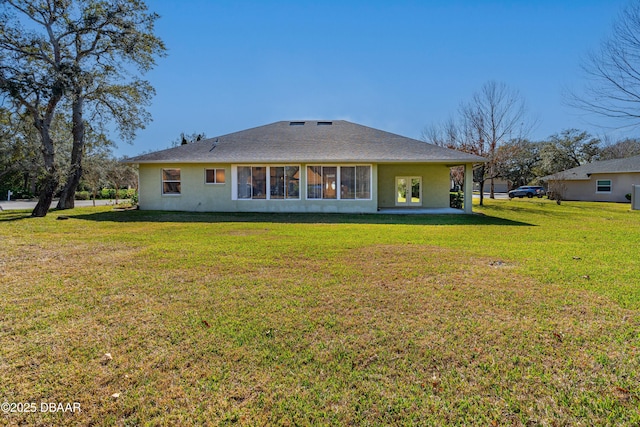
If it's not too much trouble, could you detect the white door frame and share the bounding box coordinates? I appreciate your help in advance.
[395,176,422,206]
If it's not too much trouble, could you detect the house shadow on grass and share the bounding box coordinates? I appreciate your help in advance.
[0,212,32,222]
[69,209,534,226]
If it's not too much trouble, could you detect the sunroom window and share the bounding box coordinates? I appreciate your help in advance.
[270,166,300,199]
[237,166,266,199]
[236,166,300,200]
[307,165,371,200]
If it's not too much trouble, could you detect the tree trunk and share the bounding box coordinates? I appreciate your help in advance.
[57,165,81,209]
[57,94,85,209]
[479,179,485,206]
[490,177,495,199]
[32,171,57,217]
[31,126,58,217]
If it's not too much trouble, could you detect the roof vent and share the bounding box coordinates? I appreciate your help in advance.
[317,121,333,126]
[289,121,305,126]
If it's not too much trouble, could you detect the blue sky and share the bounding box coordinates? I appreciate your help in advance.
[119,0,631,157]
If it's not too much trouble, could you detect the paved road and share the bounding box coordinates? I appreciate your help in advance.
[0,199,119,210]
[473,192,509,200]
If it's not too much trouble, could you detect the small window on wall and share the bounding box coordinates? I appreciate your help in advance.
[596,179,612,193]
[205,168,225,184]
[162,168,181,195]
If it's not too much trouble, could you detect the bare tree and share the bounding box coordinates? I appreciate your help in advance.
[547,173,568,205]
[574,1,640,127]
[422,118,467,192]
[460,81,534,203]
[421,117,461,149]
[599,137,640,159]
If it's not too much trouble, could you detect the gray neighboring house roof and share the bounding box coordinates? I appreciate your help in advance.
[126,120,486,164]
[541,155,640,181]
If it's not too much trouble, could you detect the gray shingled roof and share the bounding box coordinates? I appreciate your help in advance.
[125,120,486,164]
[541,155,640,181]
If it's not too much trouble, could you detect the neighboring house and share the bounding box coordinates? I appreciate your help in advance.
[540,155,640,202]
[125,120,486,214]
[474,178,510,194]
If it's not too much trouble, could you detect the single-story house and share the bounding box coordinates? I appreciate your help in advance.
[125,120,486,214]
[474,178,510,194]
[540,155,640,202]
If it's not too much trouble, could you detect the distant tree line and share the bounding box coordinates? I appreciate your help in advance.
[495,130,640,189]
[424,77,640,201]
[425,106,640,197]
[0,108,137,201]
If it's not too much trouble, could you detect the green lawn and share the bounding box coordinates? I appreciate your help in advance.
[1,199,639,425]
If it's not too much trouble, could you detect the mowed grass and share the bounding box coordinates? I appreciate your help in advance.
[0,199,639,426]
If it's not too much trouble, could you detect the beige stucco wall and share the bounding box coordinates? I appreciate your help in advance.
[560,173,640,203]
[475,179,509,193]
[138,163,231,212]
[138,162,455,213]
[377,163,451,209]
[138,163,380,213]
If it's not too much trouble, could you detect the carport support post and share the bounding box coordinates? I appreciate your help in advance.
[464,163,473,214]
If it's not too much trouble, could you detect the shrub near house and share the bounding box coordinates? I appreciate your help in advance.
[74,189,136,200]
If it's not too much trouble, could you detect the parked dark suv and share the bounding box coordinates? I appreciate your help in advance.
[508,186,545,198]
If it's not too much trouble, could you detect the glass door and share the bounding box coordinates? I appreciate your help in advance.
[396,177,422,206]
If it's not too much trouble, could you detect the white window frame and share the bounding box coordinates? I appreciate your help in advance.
[596,179,612,193]
[205,168,226,185]
[305,164,372,200]
[232,165,301,200]
[161,168,181,196]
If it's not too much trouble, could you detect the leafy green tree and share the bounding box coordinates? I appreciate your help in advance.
[0,108,48,199]
[538,129,601,176]
[0,3,68,215]
[0,0,165,216]
[496,139,542,188]
[81,151,109,206]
